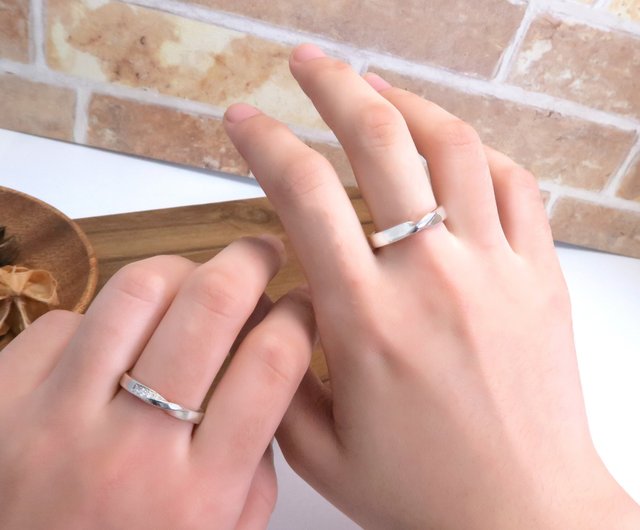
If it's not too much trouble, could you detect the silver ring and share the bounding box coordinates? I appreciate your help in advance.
[368,206,446,249]
[119,372,205,425]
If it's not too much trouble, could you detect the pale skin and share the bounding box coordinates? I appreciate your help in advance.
[1,44,639,529]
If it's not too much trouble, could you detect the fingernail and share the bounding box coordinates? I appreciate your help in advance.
[255,234,287,265]
[224,103,261,123]
[292,43,326,63]
[363,72,392,92]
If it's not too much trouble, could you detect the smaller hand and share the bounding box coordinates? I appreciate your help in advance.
[0,236,315,530]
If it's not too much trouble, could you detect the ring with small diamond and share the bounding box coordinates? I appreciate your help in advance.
[119,372,205,425]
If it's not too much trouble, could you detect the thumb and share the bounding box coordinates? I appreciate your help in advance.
[276,368,341,487]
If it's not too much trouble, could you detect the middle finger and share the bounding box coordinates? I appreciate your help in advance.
[289,44,442,234]
[113,236,285,425]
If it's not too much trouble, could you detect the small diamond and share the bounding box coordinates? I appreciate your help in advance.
[131,382,163,401]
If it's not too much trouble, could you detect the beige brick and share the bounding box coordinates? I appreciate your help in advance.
[367,69,635,190]
[306,141,356,187]
[551,198,640,258]
[0,74,75,140]
[187,0,525,78]
[508,16,640,118]
[609,0,640,21]
[617,153,640,202]
[46,0,324,130]
[87,95,248,175]
[305,145,560,202]
[0,0,29,62]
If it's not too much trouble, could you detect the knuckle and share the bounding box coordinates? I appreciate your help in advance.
[507,166,542,200]
[242,462,278,516]
[237,235,284,268]
[254,480,278,516]
[386,87,436,113]
[541,280,572,317]
[339,261,375,301]
[278,443,310,481]
[243,113,286,138]
[253,332,305,388]
[31,308,80,330]
[189,268,251,321]
[356,102,405,150]
[312,57,352,78]
[316,265,374,328]
[149,253,194,270]
[284,288,314,324]
[439,119,481,148]
[511,165,537,186]
[110,262,171,305]
[384,86,413,102]
[279,151,332,199]
[419,258,473,317]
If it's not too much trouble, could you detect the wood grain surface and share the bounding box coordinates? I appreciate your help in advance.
[0,186,98,313]
[76,188,370,382]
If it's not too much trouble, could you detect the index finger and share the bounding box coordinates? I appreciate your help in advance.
[223,103,376,298]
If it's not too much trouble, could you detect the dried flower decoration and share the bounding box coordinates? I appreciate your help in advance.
[0,226,19,266]
[0,266,59,346]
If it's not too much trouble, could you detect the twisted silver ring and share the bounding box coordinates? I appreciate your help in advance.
[119,372,205,424]
[368,206,446,249]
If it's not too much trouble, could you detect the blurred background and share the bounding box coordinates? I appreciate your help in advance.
[0,0,639,257]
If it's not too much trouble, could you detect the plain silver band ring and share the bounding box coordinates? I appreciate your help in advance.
[119,372,205,425]
[368,206,446,249]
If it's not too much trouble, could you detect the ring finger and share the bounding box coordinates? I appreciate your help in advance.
[113,236,285,430]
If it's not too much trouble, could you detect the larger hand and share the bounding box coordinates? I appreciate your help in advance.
[223,44,640,529]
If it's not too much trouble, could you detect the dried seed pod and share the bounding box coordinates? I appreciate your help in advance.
[0,265,59,345]
[0,226,19,266]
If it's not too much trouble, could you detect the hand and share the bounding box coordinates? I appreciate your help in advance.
[0,237,315,530]
[223,44,640,529]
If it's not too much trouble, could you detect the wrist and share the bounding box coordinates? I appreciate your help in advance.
[540,455,640,530]
[569,475,640,529]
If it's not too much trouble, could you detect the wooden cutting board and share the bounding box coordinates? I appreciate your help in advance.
[75,188,371,382]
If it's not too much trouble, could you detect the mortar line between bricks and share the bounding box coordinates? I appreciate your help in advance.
[38,0,640,133]
[7,2,640,194]
[603,136,640,198]
[539,181,640,213]
[362,53,639,132]
[1,50,638,149]
[493,1,539,82]
[540,0,640,37]
[30,0,46,67]
[358,58,370,76]
[350,57,368,76]
[121,0,359,60]
[543,190,560,217]
[73,87,91,144]
[122,0,640,53]
[593,0,612,9]
[0,58,338,144]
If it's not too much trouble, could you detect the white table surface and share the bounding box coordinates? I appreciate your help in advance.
[1,129,639,528]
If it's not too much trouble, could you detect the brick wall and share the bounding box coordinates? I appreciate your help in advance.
[0,0,639,257]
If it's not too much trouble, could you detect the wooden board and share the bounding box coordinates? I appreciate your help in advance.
[76,188,371,382]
